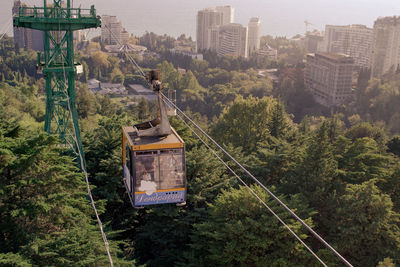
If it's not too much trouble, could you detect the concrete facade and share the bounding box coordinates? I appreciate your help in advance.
[101,15,129,45]
[216,6,234,25]
[305,53,354,107]
[218,23,248,58]
[12,0,44,51]
[371,16,400,77]
[323,24,373,69]
[248,17,261,55]
[196,8,223,51]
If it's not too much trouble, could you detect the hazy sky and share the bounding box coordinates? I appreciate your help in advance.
[2,0,400,38]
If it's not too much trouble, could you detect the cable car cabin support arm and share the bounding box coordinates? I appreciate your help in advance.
[134,70,172,137]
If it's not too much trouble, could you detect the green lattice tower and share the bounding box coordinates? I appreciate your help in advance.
[13,0,101,169]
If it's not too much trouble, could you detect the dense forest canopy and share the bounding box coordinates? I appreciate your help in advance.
[1,32,400,266]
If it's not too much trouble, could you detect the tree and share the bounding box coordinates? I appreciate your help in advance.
[97,95,117,117]
[268,100,293,139]
[380,164,400,212]
[332,180,400,266]
[90,51,110,78]
[86,41,101,54]
[76,84,96,118]
[0,133,125,265]
[188,185,315,266]
[111,67,124,84]
[283,121,341,233]
[124,74,149,88]
[83,114,138,245]
[346,122,387,150]
[250,139,300,187]
[158,61,181,90]
[180,70,201,91]
[211,96,277,153]
[338,137,392,184]
[80,61,89,83]
[377,258,395,267]
[138,97,149,120]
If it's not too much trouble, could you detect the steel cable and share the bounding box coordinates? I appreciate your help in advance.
[174,110,327,266]
[59,25,114,266]
[161,94,353,267]
[0,17,13,42]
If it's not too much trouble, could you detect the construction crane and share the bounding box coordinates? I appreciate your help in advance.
[13,0,101,169]
[304,20,314,34]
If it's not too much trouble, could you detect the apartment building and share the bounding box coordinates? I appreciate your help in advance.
[305,53,354,107]
[216,6,234,25]
[248,17,261,55]
[218,23,248,58]
[371,16,400,77]
[101,15,129,45]
[12,0,44,51]
[323,24,373,69]
[196,8,223,51]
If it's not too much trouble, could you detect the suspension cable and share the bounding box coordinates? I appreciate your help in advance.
[175,111,327,266]
[103,24,146,77]
[0,17,13,42]
[162,94,352,267]
[59,27,114,266]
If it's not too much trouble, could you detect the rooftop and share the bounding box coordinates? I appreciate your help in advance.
[326,24,371,29]
[105,44,147,54]
[123,126,184,151]
[375,16,400,26]
[249,17,261,23]
[128,84,154,94]
[314,52,351,60]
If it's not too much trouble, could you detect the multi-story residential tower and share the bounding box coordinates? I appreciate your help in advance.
[248,17,261,55]
[371,16,400,77]
[216,6,234,25]
[196,8,223,51]
[304,31,324,53]
[323,24,373,69]
[305,53,354,107]
[218,23,248,58]
[101,15,129,45]
[12,0,44,51]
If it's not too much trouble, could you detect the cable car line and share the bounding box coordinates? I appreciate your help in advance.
[0,17,13,42]
[103,24,146,77]
[162,94,353,267]
[174,111,327,266]
[59,28,114,266]
[103,20,352,266]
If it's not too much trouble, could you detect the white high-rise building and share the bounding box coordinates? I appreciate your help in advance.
[248,17,261,55]
[196,8,223,51]
[371,16,400,77]
[101,15,129,45]
[323,24,373,69]
[218,23,248,58]
[216,6,234,25]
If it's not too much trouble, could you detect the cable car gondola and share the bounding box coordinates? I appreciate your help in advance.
[122,70,186,207]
